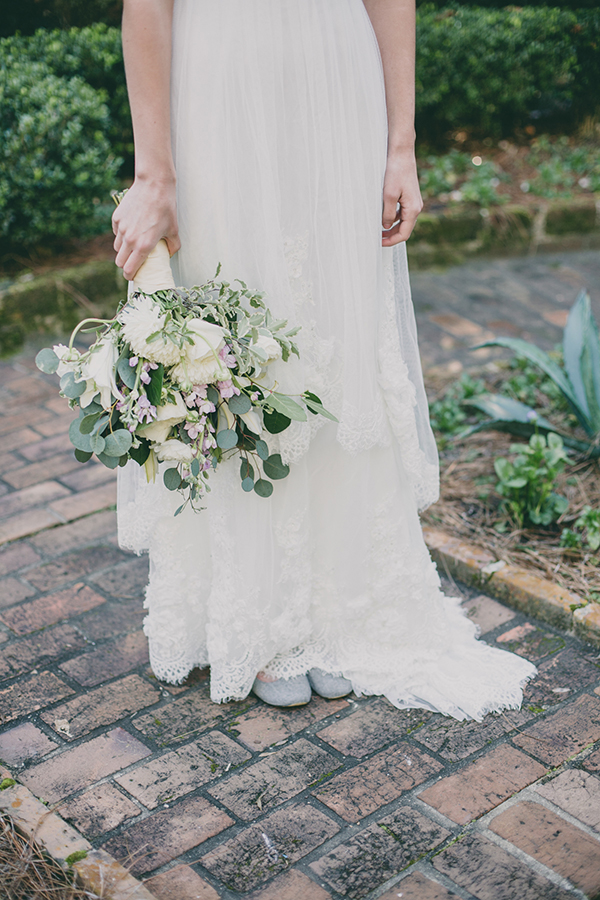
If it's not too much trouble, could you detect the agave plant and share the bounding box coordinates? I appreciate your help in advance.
[463,290,600,458]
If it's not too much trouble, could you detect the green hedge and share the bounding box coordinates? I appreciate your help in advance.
[416,5,600,140]
[0,1,121,38]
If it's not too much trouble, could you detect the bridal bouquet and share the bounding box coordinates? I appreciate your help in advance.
[35,245,335,514]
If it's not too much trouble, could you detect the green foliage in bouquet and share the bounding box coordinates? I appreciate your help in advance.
[494,432,570,529]
[36,271,337,515]
[0,54,121,246]
[465,291,600,459]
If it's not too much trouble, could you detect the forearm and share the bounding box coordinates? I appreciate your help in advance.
[362,0,416,153]
[122,0,175,181]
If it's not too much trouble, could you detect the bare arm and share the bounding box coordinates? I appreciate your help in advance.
[362,0,422,245]
[112,0,180,280]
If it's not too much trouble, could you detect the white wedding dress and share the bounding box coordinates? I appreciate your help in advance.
[117,0,535,720]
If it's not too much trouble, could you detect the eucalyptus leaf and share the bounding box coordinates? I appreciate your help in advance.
[60,372,86,400]
[254,478,273,498]
[92,414,110,435]
[74,448,93,463]
[207,385,220,406]
[191,457,200,477]
[89,433,106,454]
[117,356,137,389]
[303,398,339,422]
[35,348,59,374]
[104,429,133,457]
[241,476,255,492]
[68,418,92,453]
[267,392,307,422]
[80,412,102,434]
[263,453,290,480]
[240,459,254,481]
[164,467,183,491]
[217,429,238,450]
[228,392,252,415]
[129,439,150,466]
[96,451,120,469]
[255,439,269,460]
[263,409,291,434]
[146,363,164,408]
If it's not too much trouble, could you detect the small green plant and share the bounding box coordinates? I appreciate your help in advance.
[494,432,570,528]
[65,850,88,867]
[561,505,600,551]
[470,291,600,458]
[429,373,486,447]
[0,777,16,790]
[419,151,505,207]
[527,136,600,198]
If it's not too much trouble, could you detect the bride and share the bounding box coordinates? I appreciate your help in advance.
[112,0,535,717]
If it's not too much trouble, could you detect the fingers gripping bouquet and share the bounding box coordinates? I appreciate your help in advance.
[36,239,336,515]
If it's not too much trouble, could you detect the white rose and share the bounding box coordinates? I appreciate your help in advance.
[170,318,229,389]
[78,337,120,410]
[186,319,226,361]
[171,356,230,390]
[140,392,188,443]
[253,334,282,363]
[154,439,196,463]
[53,343,80,378]
[118,295,182,366]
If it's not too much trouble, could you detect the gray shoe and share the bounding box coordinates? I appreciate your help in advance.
[308,668,353,699]
[252,674,312,707]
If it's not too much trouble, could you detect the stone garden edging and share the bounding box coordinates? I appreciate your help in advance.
[0,767,160,900]
[424,526,600,647]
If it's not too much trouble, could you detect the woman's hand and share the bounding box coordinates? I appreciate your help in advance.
[381,149,423,246]
[112,176,180,281]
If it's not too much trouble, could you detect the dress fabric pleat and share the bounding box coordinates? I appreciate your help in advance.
[117,0,535,720]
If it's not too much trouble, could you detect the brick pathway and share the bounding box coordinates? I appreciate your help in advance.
[0,249,599,899]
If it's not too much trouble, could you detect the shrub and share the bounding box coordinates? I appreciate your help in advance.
[0,58,121,246]
[0,1,122,38]
[415,5,600,140]
[494,433,570,528]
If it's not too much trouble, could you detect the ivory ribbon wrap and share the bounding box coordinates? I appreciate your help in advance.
[132,239,176,293]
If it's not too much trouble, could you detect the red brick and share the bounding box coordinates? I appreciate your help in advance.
[76,598,144,642]
[25,545,123,592]
[0,451,22,473]
[310,806,449,900]
[202,802,339,893]
[103,795,234,876]
[0,576,36,609]
[60,783,140,838]
[33,414,76,438]
[209,737,340,821]
[20,727,151,802]
[496,622,566,660]
[229,695,348,751]
[584,747,600,773]
[419,745,545,824]
[49,483,117,522]
[414,709,532,762]
[59,463,117,492]
[59,630,149,687]
[30,509,117,555]
[44,396,72,415]
[40,673,160,740]
[0,671,74,723]
[0,508,63,545]
[0,428,41,455]
[0,722,58,765]
[536,769,600,830]
[0,583,105,634]
[0,623,87,680]
[3,455,81,490]
[523,646,600,711]
[461,594,516,634]
[20,432,72,462]
[144,866,221,900]
[490,801,600,896]
[247,870,332,900]
[0,411,48,437]
[0,481,70,519]
[132,685,252,746]
[0,542,41,576]
[379,872,460,900]
[116,730,251,808]
[316,699,431,758]
[315,741,442,822]
[512,693,600,765]
[88,555,148,599]
[433,832,574,900]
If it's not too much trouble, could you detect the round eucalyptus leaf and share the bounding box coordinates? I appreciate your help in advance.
[68,418,92,453]
[96,451,120,469]
[255,439,269,460]
[35,348,59,374]
[263,409,291,434]
[254,478,273,498]
[74,448,93,463]
[89,433,106,455]
[104,429,133,457]
[163,467,183,491]
[263,453,290,480]
[228,392,252,415]
[240,459,254,482]
[191,458,200,477]
[241,476,255,492]
[80,413,102,434]
[60,372,86,399]
[217,429,238,450]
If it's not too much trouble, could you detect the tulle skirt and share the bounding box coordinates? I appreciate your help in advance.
[117,0,535,719]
